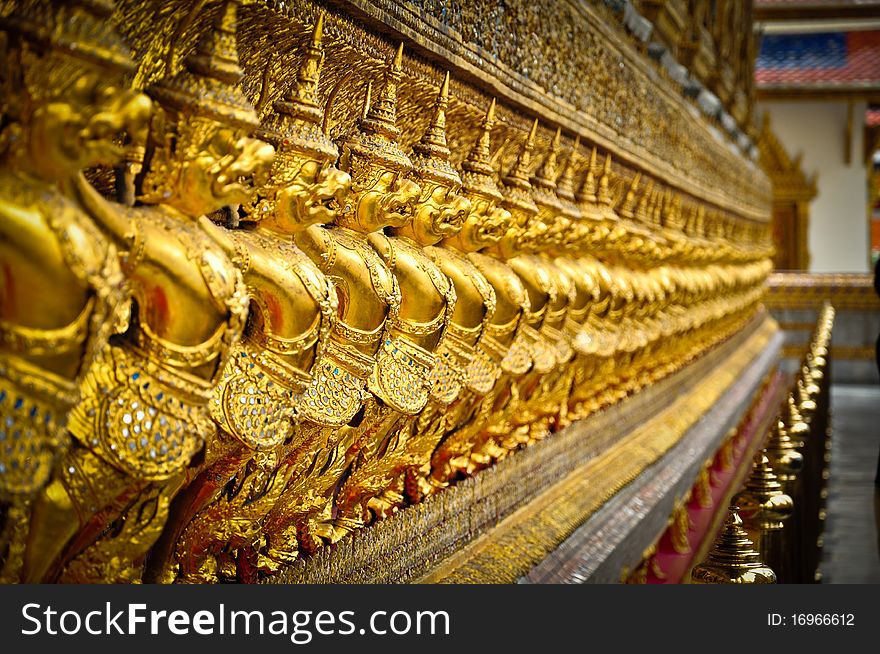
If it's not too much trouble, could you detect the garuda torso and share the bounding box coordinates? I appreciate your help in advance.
[425,245,498,400]
[507,253,558,375]
[295,224,400,425]
[69,204,248,482]
[368,232,456,414]
[467,251,531,376]
[0,171,126,497]
[211,227,337,450]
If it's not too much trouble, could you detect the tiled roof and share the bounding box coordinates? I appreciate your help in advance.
[756,30,880,89]
[756,0,880,6]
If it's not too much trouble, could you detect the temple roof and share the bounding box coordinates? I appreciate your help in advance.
[755,0,880,20]
[756,29,880,92]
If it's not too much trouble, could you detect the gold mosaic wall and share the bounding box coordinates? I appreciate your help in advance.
[0,0,773,584]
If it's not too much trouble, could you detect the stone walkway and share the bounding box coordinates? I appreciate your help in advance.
[819,385,880,584]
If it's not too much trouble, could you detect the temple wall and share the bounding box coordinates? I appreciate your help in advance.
[766,272,880,384]
[0,0,789,585]
[759,100,870,273]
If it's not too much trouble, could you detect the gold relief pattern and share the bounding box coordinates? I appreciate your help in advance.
[0,0,776,582]
[765,272,880,311]
[301,0,769,221]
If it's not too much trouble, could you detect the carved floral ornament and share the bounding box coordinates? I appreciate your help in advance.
[0,0,774,583]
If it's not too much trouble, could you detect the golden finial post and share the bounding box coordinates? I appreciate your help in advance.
[732,451,794,582]
[765,417,804,487]
[596,153,616,213]
[690,507,776,584]
[534,127,562,188]
[506,118,539,186]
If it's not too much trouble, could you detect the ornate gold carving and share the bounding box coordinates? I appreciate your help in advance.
[0,0,775,583]
[732,452,794,534]
[766,272,880,310]
[690,507,776,584]
[0,0,153,582]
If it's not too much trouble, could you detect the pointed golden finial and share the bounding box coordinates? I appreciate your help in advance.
[696,204,706,234]
[412,71,460,186]
[359,41,404,139]
[190,0,244,84]
[533,127,562,189]
[577,147,599,205]
[619,172,641,220]
[503,118,538,188]
[414,71,451,157]
[635,177,654,223]
[765,418,804,484]
[275,13,326,125]
[555,135,581,202]
[463,98,496,175]
[361,80,372,121]
[313,10,324,43]
[256,13,338,161]
[672,193,683,230]
[148,0,259,129]
[499,119,539,217]
[461,99,503,200]
[596,153,614,207]
[337,40,415,177]
[732,452,794,533]
[652,188,665,226]
[690,507,776,584]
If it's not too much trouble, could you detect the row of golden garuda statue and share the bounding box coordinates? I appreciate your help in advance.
[0,0,773,583]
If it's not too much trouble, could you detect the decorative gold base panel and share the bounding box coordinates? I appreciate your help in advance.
[266,311,778,584]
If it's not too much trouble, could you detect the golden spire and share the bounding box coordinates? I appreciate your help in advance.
[577,147,599,205]
[0,0,136,74]
[764,418,804,484]
[188,0,242,84]
[647,187,660,226]
[277,13,325,125]
[555,135,580,202]
[148,0,259,129]
[463,99,496,174]
[619,172,641,220]
[690,507,776,584]
[732,452,794,532]
[695,205,706,234]
[503,118,538,190]
[361,80,373,121]
[671,193,683,230]
[339,43,412,175]
[596,154,615,208]
[461,99,503,201]
[532,127,561,190]
[359,42,404,139]
[257,14,337,161]
[659,189,672,227]
[414,71,450,158]
[412,72,460,187]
